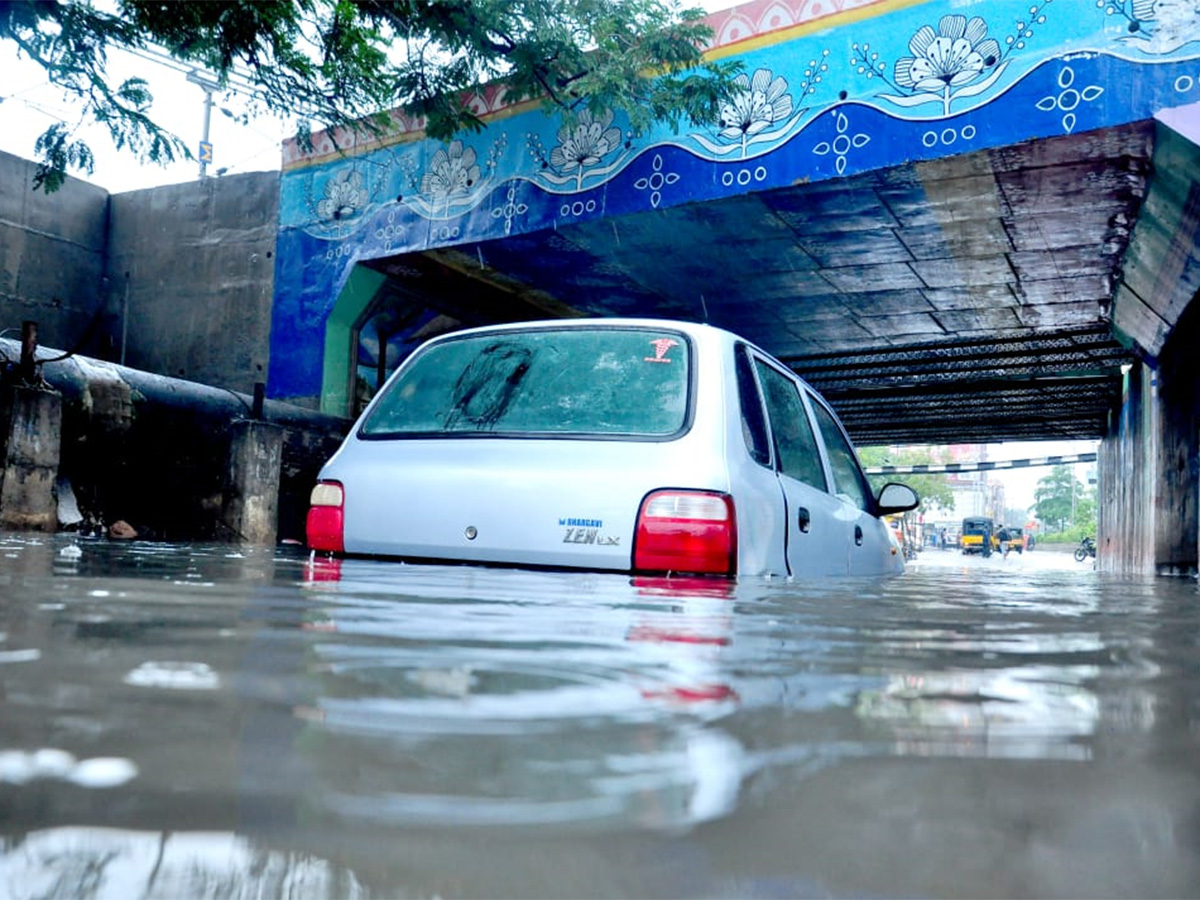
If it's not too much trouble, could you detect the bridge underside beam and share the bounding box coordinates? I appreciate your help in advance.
[831,375,1120,446]
[779,326,1131,389]
[784,325,1132,445]
[348,123,1150,446]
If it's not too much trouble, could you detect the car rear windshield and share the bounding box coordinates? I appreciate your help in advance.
[359,327,691,438]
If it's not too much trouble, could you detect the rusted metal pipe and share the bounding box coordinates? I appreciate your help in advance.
[0,336,350,542]
[252,382,265,420]
[19,321,37,385]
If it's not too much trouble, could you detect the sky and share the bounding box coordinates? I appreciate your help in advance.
[0,6,1098,507]
[0,41,296,193]
[953,439,1098,512]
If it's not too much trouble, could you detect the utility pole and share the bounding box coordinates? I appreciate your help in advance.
[186,71,219,178]
[1071,468,1076,525]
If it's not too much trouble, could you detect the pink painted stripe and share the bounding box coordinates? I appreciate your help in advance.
[700,0,889,50]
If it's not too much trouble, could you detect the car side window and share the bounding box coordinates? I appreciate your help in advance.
[735,347,771,467]
[807,394,872,511]
[754,360,827,492]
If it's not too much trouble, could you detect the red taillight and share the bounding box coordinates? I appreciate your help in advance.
[306,480,344,553]
[633,490,736,576]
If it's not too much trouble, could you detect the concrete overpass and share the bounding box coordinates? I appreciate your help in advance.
[267,0,1200,574]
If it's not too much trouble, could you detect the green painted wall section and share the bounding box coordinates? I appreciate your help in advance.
[321,265,386,416]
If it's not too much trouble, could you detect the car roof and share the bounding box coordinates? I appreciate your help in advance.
[432,317,736,342]
[424,317,792,372]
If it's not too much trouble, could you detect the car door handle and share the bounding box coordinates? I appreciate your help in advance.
[797,507,810,533]
[854,524,863,546]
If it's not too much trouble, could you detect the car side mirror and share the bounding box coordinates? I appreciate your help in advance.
[876,482,919,515]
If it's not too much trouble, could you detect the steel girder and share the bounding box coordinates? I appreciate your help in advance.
[787,327,1134,446]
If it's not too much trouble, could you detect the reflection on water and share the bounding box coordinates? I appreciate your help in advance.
[2,828,365,899]
[0,535,1198,898]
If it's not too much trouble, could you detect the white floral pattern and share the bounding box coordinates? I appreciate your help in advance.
[316,169,368,222]
[420,140,481,201]
[1035,65,1104,133]
[813,111,870,176]
[549,109,623,189]
[633,154,680,208]
[718,68,794,157]
[894,15,1002,114]
[293,0,1190,250]
[1121,0,1200,53]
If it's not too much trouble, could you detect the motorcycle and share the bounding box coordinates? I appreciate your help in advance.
[1074,536,1097,562]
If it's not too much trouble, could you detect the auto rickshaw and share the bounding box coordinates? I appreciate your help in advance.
[999,526,1024,555]
[960,516,994,555]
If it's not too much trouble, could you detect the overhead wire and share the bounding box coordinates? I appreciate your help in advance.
[126,44,339,121]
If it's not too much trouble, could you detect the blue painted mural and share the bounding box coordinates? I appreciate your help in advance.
[270,0,1200,410]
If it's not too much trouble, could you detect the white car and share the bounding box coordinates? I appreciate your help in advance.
[306,319,918,578]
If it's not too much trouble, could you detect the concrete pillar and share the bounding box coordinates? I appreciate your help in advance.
[1098,362,1158,575]
[1155,362,1199,577]
[224,420,283,545]
[0,384,62,531]
[1149,309,1200,577]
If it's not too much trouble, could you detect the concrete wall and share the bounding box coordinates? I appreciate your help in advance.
[105,172,278,393]
[1,150,278,394]
[0,153,317,542]
[0,152,110,354]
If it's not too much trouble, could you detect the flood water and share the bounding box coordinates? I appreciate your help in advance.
[0,534,1198,899]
